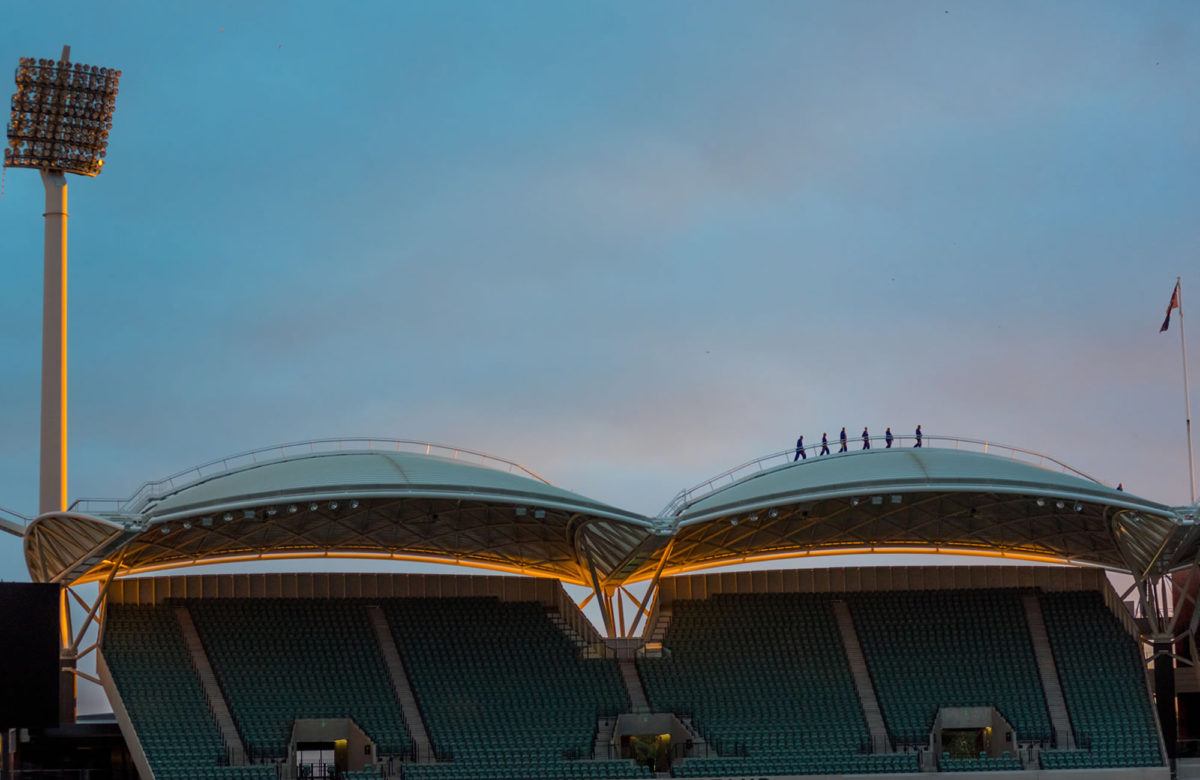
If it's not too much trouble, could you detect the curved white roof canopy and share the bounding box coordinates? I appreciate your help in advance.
[25,444,657,586]
[22,439,1196,588]
[635,447,1182,580]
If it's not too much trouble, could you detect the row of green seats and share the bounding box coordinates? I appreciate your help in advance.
[1039,591,1162,769]
[671,753,918,777]
[402,759,652,780]
[103,605,231,779]
[386,598,642,778]
[849,589,1050,744]
[186,599,411,760]
[939,753,1021,772]
[639,593,875,775]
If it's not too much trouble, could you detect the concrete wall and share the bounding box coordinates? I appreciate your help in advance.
[680,769,1168,780]
[108,572,603,651]
[108,572,563,605]
[657,565,1111,603]
[654,565,1140,640]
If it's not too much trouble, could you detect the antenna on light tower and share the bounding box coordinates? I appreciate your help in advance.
[5,46,121,515]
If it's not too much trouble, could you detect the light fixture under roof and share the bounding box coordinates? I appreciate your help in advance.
[222,512,234,522]
[514,507,527,517]
[350,499,360,510]
[532,509,546,519]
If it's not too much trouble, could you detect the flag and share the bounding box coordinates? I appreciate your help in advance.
[1162,280,1181,333]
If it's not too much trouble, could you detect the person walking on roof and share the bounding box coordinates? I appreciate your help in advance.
[861,427,871,450]
[885,427,893,448]
[914,424,923,447]
[794,435,806,461]
[820,433,830,456]
[839,427,848,453]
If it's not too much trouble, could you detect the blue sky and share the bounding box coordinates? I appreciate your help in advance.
[2,0,1200,586]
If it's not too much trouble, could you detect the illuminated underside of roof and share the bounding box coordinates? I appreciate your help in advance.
[21,437,1197,588]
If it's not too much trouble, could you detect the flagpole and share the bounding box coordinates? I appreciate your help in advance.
[1179,276,1196,503]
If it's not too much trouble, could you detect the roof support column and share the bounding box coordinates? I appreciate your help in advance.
[627,536,674,638]
[584,547,615,638]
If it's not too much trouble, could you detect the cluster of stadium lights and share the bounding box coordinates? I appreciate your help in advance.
[158,499,365,535]
[513,506,547,519]
[1036,497,1084,513]
[4,56,121,176]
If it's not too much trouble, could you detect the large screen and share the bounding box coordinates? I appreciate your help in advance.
[0,583,60,728]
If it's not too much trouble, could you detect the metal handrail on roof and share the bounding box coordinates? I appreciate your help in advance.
[0,505,30,537]
[69,438,550,516]
[658,434,1104,518]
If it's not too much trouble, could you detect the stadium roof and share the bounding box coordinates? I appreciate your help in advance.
[20,435,1199,589]
[23,440,659,586]
[631,442,1185,580]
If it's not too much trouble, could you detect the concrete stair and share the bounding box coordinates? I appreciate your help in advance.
[619,658,651,714]
[1022,594,1076,749]
[547,607,605,658]
[366,605,435,762]
[593,716,616,759]
[174,606,246,765]
[832,600,891,753]
[645,607,671,646]
[679,716,709,757]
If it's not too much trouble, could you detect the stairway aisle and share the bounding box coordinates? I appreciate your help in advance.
[831,600,891,753]
[366,604,435,762]
[1022,594,1076,749]
[174,606,246,764]
[618,658,651,714]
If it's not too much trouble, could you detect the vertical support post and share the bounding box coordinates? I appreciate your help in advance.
[1155,642,1178,764]
[627,536,675,638]
[58,584,76,725]
[39,170,68,515]
[584,550,615,638]
[1178,278,1197,503]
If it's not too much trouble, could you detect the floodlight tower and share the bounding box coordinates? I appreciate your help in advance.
[5,46,121,515]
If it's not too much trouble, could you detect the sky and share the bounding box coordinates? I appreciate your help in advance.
[2,0,1200,590]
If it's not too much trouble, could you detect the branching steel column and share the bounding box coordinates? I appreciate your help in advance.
[628,537,675,638]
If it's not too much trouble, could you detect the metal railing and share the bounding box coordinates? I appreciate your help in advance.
[70,438,550,516]
[659,434,1103,518]
[0,504,30,535]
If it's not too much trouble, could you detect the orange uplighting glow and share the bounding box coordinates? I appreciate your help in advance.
[72,549,587,586]
[58,211,68,513]
[625,544,1085,583]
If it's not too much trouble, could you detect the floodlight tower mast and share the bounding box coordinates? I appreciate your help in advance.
[5,45,121,725]
[5,46,121,515]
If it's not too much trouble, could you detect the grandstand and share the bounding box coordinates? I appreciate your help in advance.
[15,438,1199,778]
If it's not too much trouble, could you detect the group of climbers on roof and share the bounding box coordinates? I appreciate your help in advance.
[793,425,922,461]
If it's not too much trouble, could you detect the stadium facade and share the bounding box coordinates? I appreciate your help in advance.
[7,436,1200,779]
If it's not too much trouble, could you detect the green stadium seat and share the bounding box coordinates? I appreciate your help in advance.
[1038,591,1163,769]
